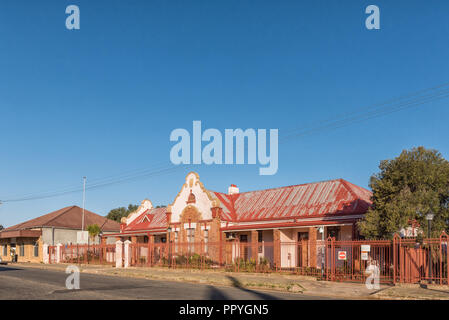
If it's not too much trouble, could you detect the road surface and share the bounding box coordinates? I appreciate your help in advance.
[0,265,332,300]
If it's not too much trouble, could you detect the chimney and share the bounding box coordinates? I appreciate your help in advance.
[228,184,239,195]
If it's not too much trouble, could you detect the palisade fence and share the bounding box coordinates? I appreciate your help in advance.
[48,232,449,285]
[48,244,116,265]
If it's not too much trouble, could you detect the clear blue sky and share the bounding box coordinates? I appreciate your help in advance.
[1,0,448,227]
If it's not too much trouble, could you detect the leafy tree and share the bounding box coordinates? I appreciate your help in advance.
[358,146,449,239]
[86,224,101,243]
[106,204,138,222]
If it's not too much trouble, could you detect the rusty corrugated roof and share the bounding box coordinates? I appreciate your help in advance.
[123,207,167,232]
[212,178,372,222]
[119,178,372,234]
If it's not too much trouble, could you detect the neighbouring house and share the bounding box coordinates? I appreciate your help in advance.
[0,205,120,263]
[107,171,372,269]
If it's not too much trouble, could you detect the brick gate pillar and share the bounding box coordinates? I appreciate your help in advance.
[308,227,317,268]
[210,204,222,264]
[273,229,281,269]
[147,233,154,266]
[251,230,258,263]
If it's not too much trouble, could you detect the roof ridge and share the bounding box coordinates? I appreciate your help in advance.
[339,179,372,194]
[44,205,78,227]
[209,178,343,195]
[338,179,359,200]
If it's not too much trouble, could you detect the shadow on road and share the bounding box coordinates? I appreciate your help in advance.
[208,286,229,300]
[0,266,22,272]
[51,283,160,294]
[226,276,282,300]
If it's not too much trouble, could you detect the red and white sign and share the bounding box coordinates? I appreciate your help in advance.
[338,251,347,260]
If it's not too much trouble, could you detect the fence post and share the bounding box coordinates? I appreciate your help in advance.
[124,240,131,268]
[56,243,62,264]
[440,231,448,285]
[393,233,398,284]
[331,237,335,281]
[115,240,123,268]
[100,244,103,265]
[43,244,49,264]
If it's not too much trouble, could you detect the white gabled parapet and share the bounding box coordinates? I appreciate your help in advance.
[125,199,153,226]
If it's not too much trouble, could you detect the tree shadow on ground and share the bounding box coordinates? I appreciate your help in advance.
[226,276,282,300]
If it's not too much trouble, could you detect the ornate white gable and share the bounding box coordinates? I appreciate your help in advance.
[170,172,217,223]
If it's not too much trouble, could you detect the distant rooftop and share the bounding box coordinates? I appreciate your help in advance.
[1,205,120,232]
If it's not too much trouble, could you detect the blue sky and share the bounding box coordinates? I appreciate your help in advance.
[1,0,448,227]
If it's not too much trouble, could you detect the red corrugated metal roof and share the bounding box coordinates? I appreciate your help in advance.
[121,178,371,234]
[211,179,372,222]
[123,207,167,232]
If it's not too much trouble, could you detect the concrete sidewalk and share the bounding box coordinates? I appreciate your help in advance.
[10,262,449,300]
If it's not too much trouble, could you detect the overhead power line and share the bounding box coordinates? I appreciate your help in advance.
[281,83,449,143]
[0,163,191,203]
[1,82,448,204]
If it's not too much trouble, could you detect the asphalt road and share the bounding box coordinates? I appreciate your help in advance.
[0,265,332,300]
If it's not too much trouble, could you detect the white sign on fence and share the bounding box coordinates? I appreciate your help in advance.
[361,244,370,261]
[338,251,347,260]
[361,245,371,252]
[77,231,89,244]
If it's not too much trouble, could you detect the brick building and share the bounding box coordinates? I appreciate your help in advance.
[109,172,372,269]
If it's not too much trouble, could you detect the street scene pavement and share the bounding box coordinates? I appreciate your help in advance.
[0,265,330,300]
[2,263,449,300]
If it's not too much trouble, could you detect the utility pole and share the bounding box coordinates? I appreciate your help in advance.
[82,177,86,231]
